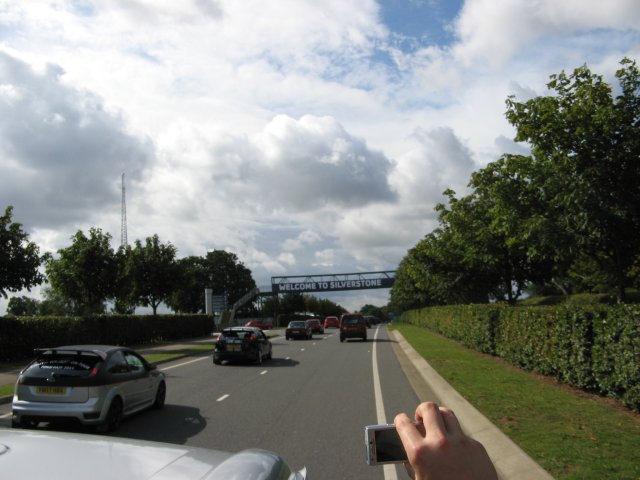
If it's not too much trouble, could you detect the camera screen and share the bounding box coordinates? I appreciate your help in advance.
[374,428,407,463]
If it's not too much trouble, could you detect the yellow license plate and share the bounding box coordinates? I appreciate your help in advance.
[36,386,66,395]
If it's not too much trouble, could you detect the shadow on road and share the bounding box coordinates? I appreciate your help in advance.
[116,404,207,444]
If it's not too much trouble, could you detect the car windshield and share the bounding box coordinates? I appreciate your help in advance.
[342,317,361,325]
[289,321,306,328]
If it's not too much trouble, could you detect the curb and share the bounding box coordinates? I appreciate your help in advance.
[390,330,554,480]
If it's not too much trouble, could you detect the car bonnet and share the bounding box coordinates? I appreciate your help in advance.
[0,430,306,480]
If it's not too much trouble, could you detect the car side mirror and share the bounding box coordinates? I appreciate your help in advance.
[148,363,158,371]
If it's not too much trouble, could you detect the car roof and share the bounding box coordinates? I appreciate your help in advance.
[224,326,261,332]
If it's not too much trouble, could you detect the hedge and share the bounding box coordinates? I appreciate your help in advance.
[0,314,215,362]
[400,304,640,412]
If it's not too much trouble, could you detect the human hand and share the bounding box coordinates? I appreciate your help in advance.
[394,402,498,480]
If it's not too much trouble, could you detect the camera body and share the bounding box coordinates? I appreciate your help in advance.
[365,422,424,466]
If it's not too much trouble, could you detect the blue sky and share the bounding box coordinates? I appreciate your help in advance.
[0,0,639,313]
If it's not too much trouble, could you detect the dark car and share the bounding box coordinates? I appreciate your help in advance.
[339,313,367,342]
[285,321,312,340]
[11,345,166,432]
[323,316,340,329]
[213,327,272,365]
[305,318,324,334]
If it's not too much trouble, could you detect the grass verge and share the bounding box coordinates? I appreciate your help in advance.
[142,345,213,364]
[392,323,640,480]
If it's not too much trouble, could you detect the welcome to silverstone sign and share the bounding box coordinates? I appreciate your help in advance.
[271,272,395,294]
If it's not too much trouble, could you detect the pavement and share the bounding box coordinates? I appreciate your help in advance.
[0,328,554,479]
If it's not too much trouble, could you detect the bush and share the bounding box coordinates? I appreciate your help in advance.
[0,314,214,362]
[399,303,640,412]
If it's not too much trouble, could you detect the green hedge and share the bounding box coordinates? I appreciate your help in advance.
[0,314,215,361]
[400,304,640,412]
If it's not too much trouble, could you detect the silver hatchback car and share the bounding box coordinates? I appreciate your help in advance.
[11,345,166,432]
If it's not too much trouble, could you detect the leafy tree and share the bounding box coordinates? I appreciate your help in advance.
[0,206,45,298]
[37,286,76,316]
[6,296,39,316]
[112,245,136,314]
[505,58,640,300]
[167,251,256,313]
[166,256,209,313]
[45,228,117,315]
[126,234,180,315]
[203,250,256,306]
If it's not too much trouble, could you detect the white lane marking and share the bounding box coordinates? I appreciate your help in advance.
[260,370,268,375]
[217,394,229,402]
[160,355,210,371]
[285,357,291,360]
[372,327,399,480]
[0,413,11,419]
[300,348,305,352]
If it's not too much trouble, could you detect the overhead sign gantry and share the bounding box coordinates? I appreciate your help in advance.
[271,271,395,294]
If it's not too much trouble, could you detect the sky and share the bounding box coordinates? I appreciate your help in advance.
[1,0,639,314]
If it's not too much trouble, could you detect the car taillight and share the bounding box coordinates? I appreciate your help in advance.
[248,334,256,342]
[90,366,99,376]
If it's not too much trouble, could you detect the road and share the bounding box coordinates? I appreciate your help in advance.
[0,325,431,480]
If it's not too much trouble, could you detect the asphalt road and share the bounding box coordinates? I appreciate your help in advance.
[0,326,430,480]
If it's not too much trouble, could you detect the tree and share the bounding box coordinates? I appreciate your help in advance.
[45,228,118,315]
[202,250,256,306]
[6,296,39,316]
[126,235,180,315]
[112,245,136,314]
[167,251,257,313]
[505,58,640,300]
[37,286,76,316]
[166,256,208,313]
[0,206,45,298]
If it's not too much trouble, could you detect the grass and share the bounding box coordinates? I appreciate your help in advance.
[392,323,640,480]
[141,344,213,364]
[0,384,13,398]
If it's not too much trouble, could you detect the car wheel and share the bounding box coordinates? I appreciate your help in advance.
[98,397,123,433]
[153,381,166,409]
[340,335,345,342]
[256,349,262,365]
[213,357,221,365]
[267,348,272,360]
[363,336,367,342]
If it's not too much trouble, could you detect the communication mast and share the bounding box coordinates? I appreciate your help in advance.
[121,173,128,247]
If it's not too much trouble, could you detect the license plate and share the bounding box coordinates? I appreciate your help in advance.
[36,386,66,395]
[228,345,241,352]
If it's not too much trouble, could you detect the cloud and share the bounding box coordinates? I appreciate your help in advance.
[0,51,154,230]
[453,0,640,67]
[208,114,398,212]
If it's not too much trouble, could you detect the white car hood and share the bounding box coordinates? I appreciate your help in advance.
[0,429,306,480]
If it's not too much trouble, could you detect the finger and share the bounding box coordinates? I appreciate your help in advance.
[394,412,425,446]
[415,402,447,440]
[439,407,464,437]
